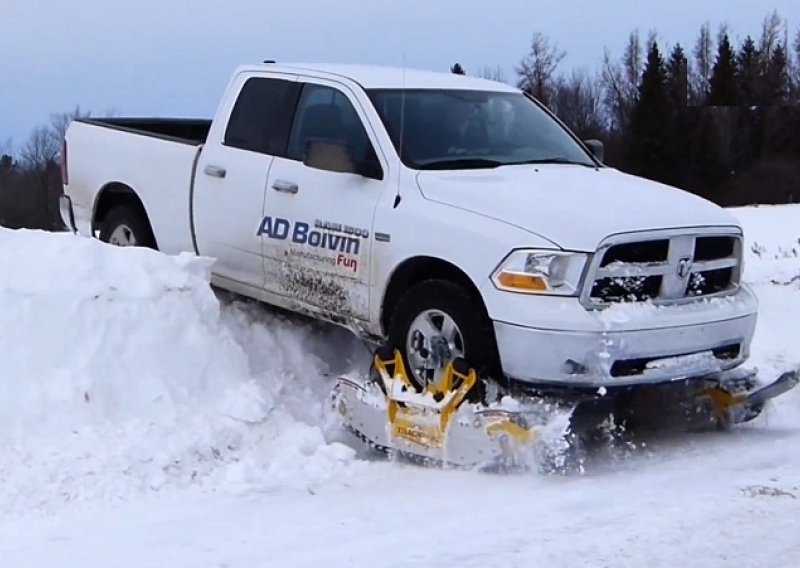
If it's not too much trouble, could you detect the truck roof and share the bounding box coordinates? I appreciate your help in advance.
[236,62,520,92]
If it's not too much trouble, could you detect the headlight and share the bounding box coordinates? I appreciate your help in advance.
[491,250,588,296]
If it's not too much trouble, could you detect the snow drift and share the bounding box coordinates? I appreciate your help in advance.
[3,205,800,567]
[1,205,798,518]
[0,229,359,515]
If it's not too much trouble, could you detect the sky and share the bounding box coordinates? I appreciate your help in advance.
[2,0,799,151]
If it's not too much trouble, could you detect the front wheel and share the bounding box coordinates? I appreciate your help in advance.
[387,279,500,394]
[98,205,157,249]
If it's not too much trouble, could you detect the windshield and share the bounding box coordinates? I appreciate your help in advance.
[366,89,597,170]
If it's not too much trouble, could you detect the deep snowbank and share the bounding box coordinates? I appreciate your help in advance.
[1,204,798,518]
[4,205,800,567]
[0,229,356,515]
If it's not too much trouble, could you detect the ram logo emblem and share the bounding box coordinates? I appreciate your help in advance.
[677,257,693,279]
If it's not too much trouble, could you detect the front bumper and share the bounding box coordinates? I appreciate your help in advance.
[492,287,759,388]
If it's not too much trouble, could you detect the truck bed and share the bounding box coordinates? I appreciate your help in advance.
[65,118,207,255]
[75,118,212,145]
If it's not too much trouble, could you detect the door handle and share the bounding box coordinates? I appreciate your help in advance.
[272,180,299,194]
[204,164,227,178]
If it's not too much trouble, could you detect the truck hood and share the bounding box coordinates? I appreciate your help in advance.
[415,165,740,251]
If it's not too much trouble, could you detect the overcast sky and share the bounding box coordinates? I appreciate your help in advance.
[2,0,799,149]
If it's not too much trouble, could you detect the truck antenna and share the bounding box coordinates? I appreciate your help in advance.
[393,53,406,209]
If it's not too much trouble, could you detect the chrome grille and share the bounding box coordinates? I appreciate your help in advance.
[583,230,742,306]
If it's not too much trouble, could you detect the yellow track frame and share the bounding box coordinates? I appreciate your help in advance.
[372,349,478,449]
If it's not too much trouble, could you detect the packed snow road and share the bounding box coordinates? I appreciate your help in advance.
[1,205,799,567]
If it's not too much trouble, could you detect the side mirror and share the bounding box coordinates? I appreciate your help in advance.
[356,147,384,181]
[583,139,604,163]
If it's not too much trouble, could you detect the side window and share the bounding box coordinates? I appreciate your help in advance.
[287,84,373,164]
[224,77,299,155]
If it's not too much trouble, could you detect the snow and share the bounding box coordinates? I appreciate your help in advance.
[0,230,364,516]
[2,204,800,566]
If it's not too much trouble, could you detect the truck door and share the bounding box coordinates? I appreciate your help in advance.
[260,79,387,322]
[193,73,300,290]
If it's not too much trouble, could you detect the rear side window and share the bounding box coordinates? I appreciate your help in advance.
[224,77,299,155]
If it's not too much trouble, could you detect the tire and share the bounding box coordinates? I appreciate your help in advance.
[387,279,501,398]
[98,204,157,249]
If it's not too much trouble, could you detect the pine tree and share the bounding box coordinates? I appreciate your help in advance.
[627,41,671,181]
[738,36,762,106]
[665,44,689,107]
[450,63,466,75]
[708,34,740,106]
[764,44,790,104]
[664,44,690,187]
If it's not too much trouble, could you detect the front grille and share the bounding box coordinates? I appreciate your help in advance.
[590,275,663,303]
[687,267,734,296]
[600,240,669,266]
[586,232,741,305]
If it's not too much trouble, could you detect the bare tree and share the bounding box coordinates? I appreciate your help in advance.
[623,31,644,96]
[19,106,91,171]
[600,31,642,133]
[601,51,627,132]
[50,105,91,147]
[759,10,785,63]
[478,65,508,84]
[551,69,604,138]
[793,26,800,101]
[795,26,800,69]
[692,22,715,103]
[20,126,59,171]
[12,106,91,230]
[516,32,566,107]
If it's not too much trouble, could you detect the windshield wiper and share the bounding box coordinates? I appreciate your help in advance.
[507,157,596,167]
[418,158,504,170]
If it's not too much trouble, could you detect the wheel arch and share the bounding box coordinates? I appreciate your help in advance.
[93,182,158,248]
[380,256,490,336]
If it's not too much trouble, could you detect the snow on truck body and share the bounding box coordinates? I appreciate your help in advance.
[60,62,757,388]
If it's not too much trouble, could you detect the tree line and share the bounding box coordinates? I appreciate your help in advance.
[2,10,799,231]
[0,107,90,230]
[454,10,800,206]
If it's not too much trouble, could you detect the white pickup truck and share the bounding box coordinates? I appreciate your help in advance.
[60,62,757,393]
